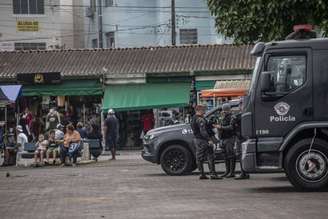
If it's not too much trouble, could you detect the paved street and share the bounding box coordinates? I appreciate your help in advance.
[0,151,327,219]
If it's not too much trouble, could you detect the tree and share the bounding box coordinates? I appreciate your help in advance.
[207,0,328,44]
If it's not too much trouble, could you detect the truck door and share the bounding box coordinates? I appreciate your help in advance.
[254,49,312,137]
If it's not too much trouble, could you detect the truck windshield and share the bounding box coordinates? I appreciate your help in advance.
[248,57,261,94]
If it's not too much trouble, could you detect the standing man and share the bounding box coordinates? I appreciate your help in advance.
[233,109,250,180]
[219,103,236,178]
[16,125,28,166]
[104,109,119,160]
[46,108,61,131]
[191,105,221,180]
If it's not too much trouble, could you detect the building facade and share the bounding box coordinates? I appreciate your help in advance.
[0,44,254,147]
[0,0,84,51]
[84,0,231,48]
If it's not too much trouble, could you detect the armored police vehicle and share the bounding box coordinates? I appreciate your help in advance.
[241,26,328,190]
[142,100,240,176]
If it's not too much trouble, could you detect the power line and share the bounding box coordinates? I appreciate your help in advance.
[0,22,173,42]
[0,3,207,9]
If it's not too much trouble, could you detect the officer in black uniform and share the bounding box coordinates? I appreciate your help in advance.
[219,103,236,178]
[191,105,221,180]
[234,110,250,180]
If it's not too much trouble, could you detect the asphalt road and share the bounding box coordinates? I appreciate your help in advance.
[0,151,327,219]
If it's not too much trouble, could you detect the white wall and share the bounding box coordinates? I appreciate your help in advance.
[0,0,77,50]
[84,0,232,48]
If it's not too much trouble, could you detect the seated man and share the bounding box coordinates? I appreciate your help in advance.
[61,124,81,167]
[34,134,48,166]
[46,130,60,165]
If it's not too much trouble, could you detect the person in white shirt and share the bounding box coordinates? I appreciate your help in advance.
[55,124,65,141]
[16,125,28,165]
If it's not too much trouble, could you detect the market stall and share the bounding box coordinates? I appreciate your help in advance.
[199,80,249,110]
[0,85,22,130]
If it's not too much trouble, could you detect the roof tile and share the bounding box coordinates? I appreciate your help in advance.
[0,44,256,79]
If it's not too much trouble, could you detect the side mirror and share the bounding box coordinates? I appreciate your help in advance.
[260,71,272,93]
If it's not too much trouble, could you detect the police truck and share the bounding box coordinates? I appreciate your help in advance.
[241,25,328,190]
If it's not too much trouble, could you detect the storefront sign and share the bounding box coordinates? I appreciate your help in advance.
[16,21,39,32]
[0,42,15,51]
[17,72,61,84]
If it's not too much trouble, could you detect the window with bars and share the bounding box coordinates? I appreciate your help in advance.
[14,42,46,50]
[105,32,115,48]
[104,0,114,7]
[13,0,45,14]
[179,29,198,44]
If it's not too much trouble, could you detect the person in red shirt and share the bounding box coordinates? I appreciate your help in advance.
[141,110,155,134]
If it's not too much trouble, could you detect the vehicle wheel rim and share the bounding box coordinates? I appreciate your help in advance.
[296,149,328,182]
[164,149,186,173]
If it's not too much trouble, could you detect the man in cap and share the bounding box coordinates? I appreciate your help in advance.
[104,109,119,160]
[191,105,221,180]
[219,103,236,178]
[16,125,28,165]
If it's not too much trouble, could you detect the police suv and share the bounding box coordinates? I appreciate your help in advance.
[142,100,240,176]
[241,26,328,190]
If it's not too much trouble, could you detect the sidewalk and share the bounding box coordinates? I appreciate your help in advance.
[1,150,143,168]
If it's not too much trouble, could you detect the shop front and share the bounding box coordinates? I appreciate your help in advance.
[0,85,22,129]
[199,80,250,110]
[103,82,192,148]
[18,75,103,140]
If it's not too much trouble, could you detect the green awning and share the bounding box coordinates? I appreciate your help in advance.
[22,80,103,96]
[103,83,191,111]
[195,80,216,91]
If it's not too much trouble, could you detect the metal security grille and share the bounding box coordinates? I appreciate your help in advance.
[179,29,198,44]
[13,0,45,14]
[14,42,46,50]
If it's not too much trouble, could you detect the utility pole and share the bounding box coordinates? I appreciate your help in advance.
[98,0,103,48]
[171,0,176,46]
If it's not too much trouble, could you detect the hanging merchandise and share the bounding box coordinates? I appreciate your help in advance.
[57,96,65,107]
[42,96,50,105]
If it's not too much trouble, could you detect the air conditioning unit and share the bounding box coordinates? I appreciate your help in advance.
[85,7,95,18]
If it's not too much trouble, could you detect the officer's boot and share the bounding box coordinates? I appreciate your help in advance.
[221,159,230,178]
[235,160,250,180]
[208,159,222,180]
[226,158,236,178]
[198,162,209,180]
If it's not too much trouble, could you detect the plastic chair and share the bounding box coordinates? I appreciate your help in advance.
[16,143,36,166]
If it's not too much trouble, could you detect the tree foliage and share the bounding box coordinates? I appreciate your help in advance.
[207,0,328,44]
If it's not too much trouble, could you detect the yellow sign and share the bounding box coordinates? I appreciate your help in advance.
[34,74,44,84]
[16,21,39,32]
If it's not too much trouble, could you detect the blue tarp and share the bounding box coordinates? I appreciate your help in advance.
[0,85,22,102]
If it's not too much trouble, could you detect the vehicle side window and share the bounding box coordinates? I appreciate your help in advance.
[266,56,306,93]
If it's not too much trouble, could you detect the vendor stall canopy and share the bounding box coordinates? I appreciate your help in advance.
[22,80,102,96]
[201,80,250,97]
[0,85,22,102]
[103,83,190,111]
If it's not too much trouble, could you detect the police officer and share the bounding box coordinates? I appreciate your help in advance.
[219,103,236,178]
[234,110,250,180]
[191,105,221,180]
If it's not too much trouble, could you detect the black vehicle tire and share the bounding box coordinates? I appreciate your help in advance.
[285,138,328,191]
[160,145,193,176]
